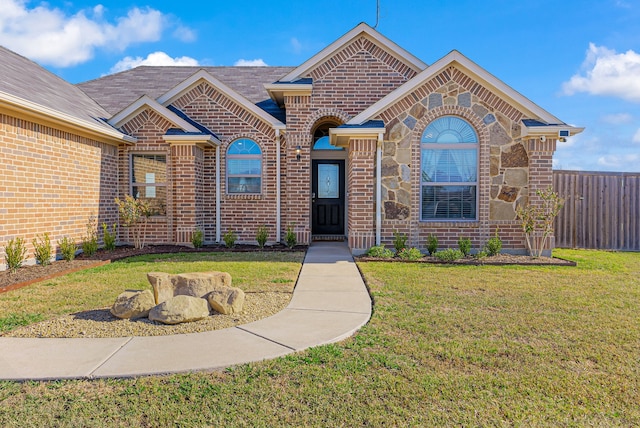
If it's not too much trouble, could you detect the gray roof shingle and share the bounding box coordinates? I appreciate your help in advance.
[77,66,295,118]
[0,46,113,129]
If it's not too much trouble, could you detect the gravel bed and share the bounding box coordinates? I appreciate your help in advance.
[6,292,292,338]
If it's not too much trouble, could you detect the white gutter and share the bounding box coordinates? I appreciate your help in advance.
[275,129,282,243]
[376,133,383,246]
[0,91,136,144]
[216,145,221,243]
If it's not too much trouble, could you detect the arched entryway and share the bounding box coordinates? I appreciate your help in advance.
[310,119,347,239]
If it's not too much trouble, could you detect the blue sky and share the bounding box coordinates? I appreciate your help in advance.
[1,0,639,172]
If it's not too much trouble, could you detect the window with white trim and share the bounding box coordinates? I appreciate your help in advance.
[421,116,478,220]
[130,153,167,216]
[226,138,262,194]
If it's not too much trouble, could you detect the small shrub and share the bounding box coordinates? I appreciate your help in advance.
[191,229,204,248]
[457,236,471,257]
[223,230,238,248]
[397,247,423,261]
[484,229,502,256]
[81,215,98,256]
[426,234,438,256]
[57,236,77,261]
[4,237,27,273]
[366,245,394,258]
[256,225,268,249]
[32,233,52,266]
[285,225,297,249]
[393,231,408,253]
[475,249,488,260]
[435,248,464,262]
[102,223,117,251]
[115,195,152,249]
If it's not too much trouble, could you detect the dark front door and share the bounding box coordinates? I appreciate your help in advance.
[312,160,345,235]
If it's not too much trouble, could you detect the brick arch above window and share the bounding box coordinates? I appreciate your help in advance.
[302,108,352,136]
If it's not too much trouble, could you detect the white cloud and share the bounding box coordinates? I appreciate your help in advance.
[0,0,193,68]
[633,128,640,143]
[562,43,640,102]
[290,37,303,54]
[109,51,199,73]
[597,153,640,169]
[173,25,197,43]
[234,59,268,66]
[601,113,633,124]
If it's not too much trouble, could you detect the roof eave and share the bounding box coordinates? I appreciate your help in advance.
[264,83,313,106]
[157,69,287,131]
[280,23,427,82]
[349,51,564,126]
[329,126,386,147]
[162,134,220,148]
[0,91,135,145]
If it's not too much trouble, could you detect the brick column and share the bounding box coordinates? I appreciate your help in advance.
[170,143,204,245]
[348,138,377,252]
[528,137,558,252]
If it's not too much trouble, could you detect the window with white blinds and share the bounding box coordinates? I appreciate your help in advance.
[227,139,262,194]
[421,117,478,220]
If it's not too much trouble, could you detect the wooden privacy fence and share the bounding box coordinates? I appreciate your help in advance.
[553,170,640,250]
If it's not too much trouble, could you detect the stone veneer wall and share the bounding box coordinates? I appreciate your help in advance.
[0,112,119,269]
[377,67,545,252]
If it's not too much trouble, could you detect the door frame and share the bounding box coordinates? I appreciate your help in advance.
[310,150,348,237]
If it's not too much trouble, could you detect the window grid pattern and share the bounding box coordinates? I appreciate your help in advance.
[421,116,478,221]
[226,139,262,194]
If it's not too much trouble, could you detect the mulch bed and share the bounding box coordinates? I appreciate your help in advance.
[356,253,576,266]
[1,244,575,295]
[0,244,306,294]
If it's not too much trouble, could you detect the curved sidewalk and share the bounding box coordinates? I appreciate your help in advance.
[0,242,371,381]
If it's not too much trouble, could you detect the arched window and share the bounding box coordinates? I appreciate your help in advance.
[421,116,478,220]
[312,121,344,151]
[227,139,262,194]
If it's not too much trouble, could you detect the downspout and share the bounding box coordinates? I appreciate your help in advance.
[216,144,221,243]
[275,129,282,243]
[376,133,383,246]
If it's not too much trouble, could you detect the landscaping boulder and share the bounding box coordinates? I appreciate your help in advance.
[147,271,233,304]
[148,295,211,325]
[110,290,156,319]
[207,287,246,315]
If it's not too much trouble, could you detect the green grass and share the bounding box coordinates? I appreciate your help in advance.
[1,249,639,426]
[0,252,304,333]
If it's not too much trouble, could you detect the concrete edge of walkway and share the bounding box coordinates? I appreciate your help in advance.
[0,242,372,381]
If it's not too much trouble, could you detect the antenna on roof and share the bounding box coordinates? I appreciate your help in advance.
[374,0,380,29]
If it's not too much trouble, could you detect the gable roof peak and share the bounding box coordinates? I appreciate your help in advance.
[278,22,427,82]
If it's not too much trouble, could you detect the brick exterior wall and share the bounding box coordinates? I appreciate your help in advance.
[0,30,563,265]
[373,66,551,254]
[0,113,119,268]
[282,34,417,243]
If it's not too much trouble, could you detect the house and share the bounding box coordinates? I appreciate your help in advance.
[0,23,582,268]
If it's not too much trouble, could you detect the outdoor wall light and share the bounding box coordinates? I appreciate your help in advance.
[295,145,302,161]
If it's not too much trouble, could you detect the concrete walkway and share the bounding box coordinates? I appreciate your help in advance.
[0,242,371,381]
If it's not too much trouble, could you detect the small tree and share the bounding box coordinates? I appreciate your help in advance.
[516,187,564,258]
[115,195,152,249]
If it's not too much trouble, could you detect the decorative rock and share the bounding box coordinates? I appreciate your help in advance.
[498,186,519,203]
[147,271,233,304]
[110,290,156,320]
[504,168,528,187]
[148,295,210,325]
[208,287,246,315]
[382,157,399,177]
[490,200,516,220]
[384,201,410,220]
[490,122,511,146]
[501,143,529,167]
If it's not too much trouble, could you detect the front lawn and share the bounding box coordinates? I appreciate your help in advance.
[0,249,638,426]
[0,252,305,333]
